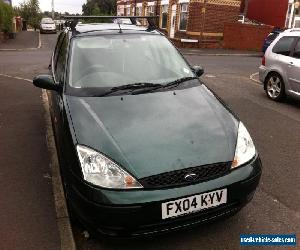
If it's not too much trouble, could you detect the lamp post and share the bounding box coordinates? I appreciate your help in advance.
[52,0,55,19]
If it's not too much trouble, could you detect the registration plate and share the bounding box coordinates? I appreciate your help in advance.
[161,189,227,219]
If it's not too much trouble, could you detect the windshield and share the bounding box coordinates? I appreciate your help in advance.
[41,18,54,24]
[68,34,195,89]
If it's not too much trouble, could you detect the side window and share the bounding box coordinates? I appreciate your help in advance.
[272,36,297,56]
[292,39,300,59]
[55,35,68,83]
[53,33,65,65]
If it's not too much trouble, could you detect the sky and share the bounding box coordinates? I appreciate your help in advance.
[12,0,86,14]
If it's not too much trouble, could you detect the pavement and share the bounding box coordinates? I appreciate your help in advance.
[0,31,40,50]
[180,48,263,57]
[0,75,61,250]
[0,34,64,250]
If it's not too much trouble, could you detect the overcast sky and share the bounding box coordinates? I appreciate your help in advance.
[12,0,86,14]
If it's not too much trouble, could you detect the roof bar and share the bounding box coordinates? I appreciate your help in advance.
[62,15,159,30]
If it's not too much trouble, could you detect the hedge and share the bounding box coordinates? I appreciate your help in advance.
[0,0,14,33]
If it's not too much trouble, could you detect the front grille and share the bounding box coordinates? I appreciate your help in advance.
[139,162,231,189]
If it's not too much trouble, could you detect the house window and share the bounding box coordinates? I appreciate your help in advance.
[148,5,156,16]
[179,3,188,31]
[126,7,131,16]
[135,6,142,16]
[161,5,168,29]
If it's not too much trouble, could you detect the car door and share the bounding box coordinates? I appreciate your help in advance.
[51,32,68,154]
[50,33,81,179]
[288,37,300,93]
[48,32,65,116]
[271,36,298,89]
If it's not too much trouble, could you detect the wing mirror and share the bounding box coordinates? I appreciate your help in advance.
[33,75,61,92]
[192,65,204,77]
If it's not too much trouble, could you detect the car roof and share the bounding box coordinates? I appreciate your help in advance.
[266,28,300,54]
[42,17,54,21]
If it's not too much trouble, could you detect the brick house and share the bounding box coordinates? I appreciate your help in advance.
[241,0,300,28]
[117,0,242,44]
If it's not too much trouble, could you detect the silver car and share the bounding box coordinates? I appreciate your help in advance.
[259,29,300,101]
[40,18,57,34]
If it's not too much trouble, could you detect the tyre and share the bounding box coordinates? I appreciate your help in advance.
[265,73,286,102]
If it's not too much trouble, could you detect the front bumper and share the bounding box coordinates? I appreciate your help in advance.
[66,156,262,237]
[40,28,56,33]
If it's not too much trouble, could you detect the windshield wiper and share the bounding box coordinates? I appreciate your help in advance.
[99,82,163,97]
[163,76,199,89]
[111,82,163,90]
[138,76,199,94]
[96,78,198,97]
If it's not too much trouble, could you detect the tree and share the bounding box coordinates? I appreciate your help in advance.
[91,4,101,15]
[82,0,117,16]
[0,0,14,33]
[18,0,41,30]
[43,11,50,17]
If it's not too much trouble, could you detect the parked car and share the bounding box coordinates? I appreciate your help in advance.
[262,28,283,54]
[33,16,262,237]
[259,29,300,101]
[54,19,65,31]
[40,18,57,34]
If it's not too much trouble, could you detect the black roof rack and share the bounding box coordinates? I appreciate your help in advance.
[62,15,159,31]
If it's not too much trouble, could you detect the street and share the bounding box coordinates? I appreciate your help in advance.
[0,34,60,249]
[0,34,299,250]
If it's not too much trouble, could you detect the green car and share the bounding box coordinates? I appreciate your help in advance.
[33,16,262,237]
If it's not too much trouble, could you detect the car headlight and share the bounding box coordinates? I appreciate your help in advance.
[76,145,142,189]
[231,122,256,169]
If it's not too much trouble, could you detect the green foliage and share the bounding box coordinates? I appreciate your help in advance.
[18,0,41,30]
[41,11,72,19]
[91,4,101,16]
[82,0,117,16]
[0,0,14,33]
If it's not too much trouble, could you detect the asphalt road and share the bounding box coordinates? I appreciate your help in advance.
[0,34,299,249]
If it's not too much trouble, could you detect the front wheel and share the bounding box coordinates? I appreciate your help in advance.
[265,73,286,102]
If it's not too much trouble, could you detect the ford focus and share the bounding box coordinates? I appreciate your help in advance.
[33,16,262,237]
